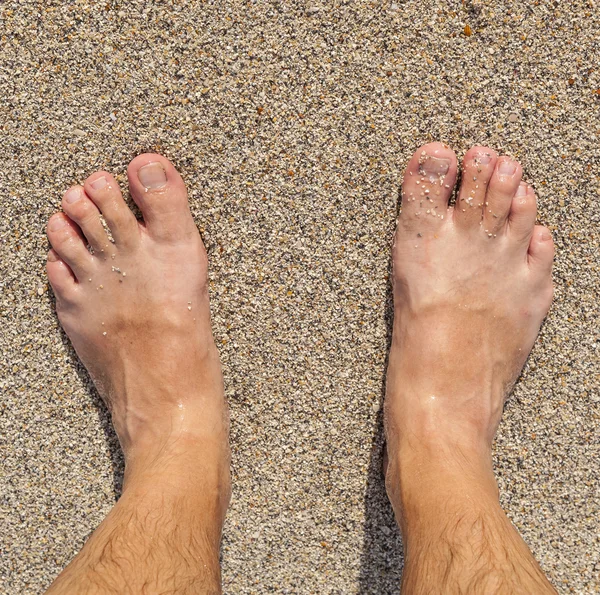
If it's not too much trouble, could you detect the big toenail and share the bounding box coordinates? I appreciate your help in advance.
[138,162,167,189]
[91,176,107,190]
[49,216,67,231]
[516,183,527,196]
[418,155,450,180]
[498,160,517,176]
[64,187,81,203]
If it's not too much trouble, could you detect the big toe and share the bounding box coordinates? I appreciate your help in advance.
[127,154,197,242]
[399,142,458,231]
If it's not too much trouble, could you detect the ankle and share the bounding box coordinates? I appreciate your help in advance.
[124,428,230,478]
[122,432,231,517]
[385,435,499,529]
[112,383,228,454]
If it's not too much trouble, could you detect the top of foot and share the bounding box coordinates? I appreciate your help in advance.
[386,142,554,455]
[46,155,228,471]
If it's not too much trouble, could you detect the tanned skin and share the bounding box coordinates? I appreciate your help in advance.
[45,143,556,593]
[385,143,556,594]
[45,155,229,594]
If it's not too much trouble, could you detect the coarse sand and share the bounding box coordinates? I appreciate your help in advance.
[1,1,599,593]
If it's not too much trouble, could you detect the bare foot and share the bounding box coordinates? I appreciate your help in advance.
[386,142,553,460]
[46,154,230,531]
[384,143,555,593]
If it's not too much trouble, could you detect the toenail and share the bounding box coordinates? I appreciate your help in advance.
[418,155,450,181]
[516,183,528,196]
[91,176,108,190]
[476,152,492,165]
[47,250,59,262]
[138,162,167,189]
[498,160,517,176]
[539,228,553,241]
[49,216,67,231]
[64,187,81,203]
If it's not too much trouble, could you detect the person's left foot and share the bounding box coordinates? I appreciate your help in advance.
[46,154,230,506]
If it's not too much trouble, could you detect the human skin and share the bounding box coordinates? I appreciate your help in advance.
[44,142,556,594]
[45,155,229,594]
[385,142,557,594]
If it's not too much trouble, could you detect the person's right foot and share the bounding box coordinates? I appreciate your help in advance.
[385,141,554,502]
[384,143,556,593]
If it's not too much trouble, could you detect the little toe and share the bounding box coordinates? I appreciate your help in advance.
[127,154,197,242]
[47,213,95,280]
[528,225,555,273]
[61,186,110,255]
[84,172,139,248]
[400,142,457,230]
[454,146,498,230]
[508,183,537,242]
[46,249,78,300]
[482,157,523,234]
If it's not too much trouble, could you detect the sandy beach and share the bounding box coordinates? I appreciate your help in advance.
[1,1,599,592]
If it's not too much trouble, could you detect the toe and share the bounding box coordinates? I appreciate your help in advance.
[400,142,457,231]
[84,172,139,248]
[454,146,498,229]
[528,225,555,272]
[482,157,523,234]
[61,186,110,255]
[46,249,78,300]
[46,213,95,280]
[508,183,537,242]
[127,153,197,242]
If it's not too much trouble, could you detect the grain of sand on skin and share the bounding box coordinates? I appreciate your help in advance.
[1,2,599,593]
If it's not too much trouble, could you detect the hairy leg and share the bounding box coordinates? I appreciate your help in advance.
[45,156,229,594]
[385,143,556,594]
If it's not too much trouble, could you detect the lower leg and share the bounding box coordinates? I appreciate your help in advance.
[385,143,556,594]
[386,439,553,593]
[48,434,229,594]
